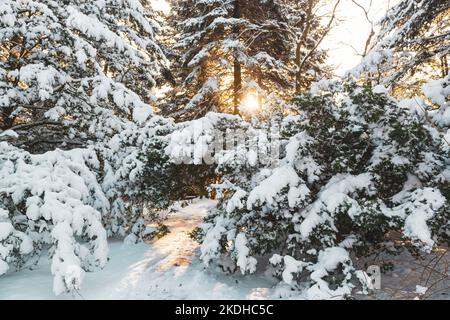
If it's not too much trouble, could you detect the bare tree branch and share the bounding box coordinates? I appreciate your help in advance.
[351,0,375,57]
[9,120,61,131]
[298,0,341,77]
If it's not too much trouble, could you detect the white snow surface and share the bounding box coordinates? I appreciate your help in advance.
[0,198,446,300]
[0,199,277,300]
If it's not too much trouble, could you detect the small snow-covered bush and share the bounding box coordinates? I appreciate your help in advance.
[0,142,109,294]
[185,82,449,299]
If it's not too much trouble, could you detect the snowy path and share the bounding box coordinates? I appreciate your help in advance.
[0,199,276,300]
[116,199,276,300]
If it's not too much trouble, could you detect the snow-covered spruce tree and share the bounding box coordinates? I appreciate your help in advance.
[162,0,329,120]
[352,0,450,96]
[0,0,166,152]
[187,81,449,299]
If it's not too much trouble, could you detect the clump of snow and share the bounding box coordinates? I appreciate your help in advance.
[423,74,450,128]
[226,189,247,213]
[401,188,446,250]
[246,166,302,209]
[0,130,18,139]
[415,285,428,295]
[272,255,308,286]
[373,85,389,95]
[305,247,354,300]
[234,233,257,274]
[349,49,393,79]
[423,75,450,106]
[296,173,373,240]
[0,222,13,241]
[199,216,229,265]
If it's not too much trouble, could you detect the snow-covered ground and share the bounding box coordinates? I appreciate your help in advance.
[0,199,276,300]
[0,198,447,300]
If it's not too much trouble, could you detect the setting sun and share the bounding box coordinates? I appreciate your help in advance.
[240,93,260,114]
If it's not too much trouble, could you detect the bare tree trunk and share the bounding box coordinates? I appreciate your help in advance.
[233,0,242,115]
[295,42,302,93]
[257,76,263,108]
[351,0,375,58]
[233,60,242,114]
[441,55,448,78]
[296,0,341,93]
[295,0,314,93]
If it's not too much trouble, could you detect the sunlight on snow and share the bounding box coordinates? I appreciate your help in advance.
[247,287,270,300]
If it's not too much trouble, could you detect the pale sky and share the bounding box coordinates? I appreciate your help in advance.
[151,0,171,14]
[321,0,400,75]
[151,0,400,76]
